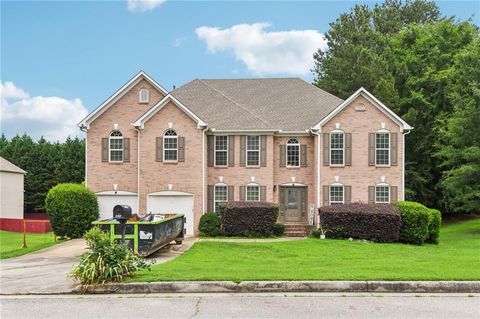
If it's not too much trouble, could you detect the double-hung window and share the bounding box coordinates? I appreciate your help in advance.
[286,138,300,167]
[109,131,123,162]
[164,130,178,161]
[214,136,228,166]
[375,185,390,203]
[329,185,344,205]
[375,132,390,165]
[214,184,228,213]
[246,136,260,166]
[246,184,260,201]
[330,132,344,165]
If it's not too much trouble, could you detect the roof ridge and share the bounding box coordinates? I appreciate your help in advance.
[200,77,301,81]
[197,79,273,127]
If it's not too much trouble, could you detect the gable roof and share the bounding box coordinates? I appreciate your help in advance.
[169,78,344,131]
[78,71,169,129]
[0,157,26,174]
[312,87,413,132]
[132,94,207,129]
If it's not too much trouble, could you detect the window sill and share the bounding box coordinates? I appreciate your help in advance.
[213,166,229,169]
[163,161,178,164]
[329,164,345,168]
[139,101,149,104]
[246,165,262,169]
[285,166,301,169]
[108,161,123,164]
[375,165,391,168]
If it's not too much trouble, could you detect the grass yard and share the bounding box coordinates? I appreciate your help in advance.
[0,231,60,259]
[131,218,480,282]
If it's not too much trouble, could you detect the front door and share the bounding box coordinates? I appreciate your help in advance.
[279,186,307,222]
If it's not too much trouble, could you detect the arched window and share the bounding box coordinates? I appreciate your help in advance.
[329,183,344,205]
[139,88,149,103]
[109,130,123,162]
[246,183,260,201]
[375,130,390,166]
[286,138,300,167]
[163,129,178,161]
[330,130,344,165]
[375,183,390,203]
[214,183,228,213]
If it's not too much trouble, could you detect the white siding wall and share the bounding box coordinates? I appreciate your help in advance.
[0,171,24,219]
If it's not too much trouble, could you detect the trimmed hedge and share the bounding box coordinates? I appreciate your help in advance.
[45,183,99,238]
[394,201,430,245]
[199,212,223,237]
[272,223,285,237]
[426,208,442,244]
[318,203,402,242]
[220,201,278,237]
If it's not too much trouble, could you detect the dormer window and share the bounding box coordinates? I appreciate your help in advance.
[139,88,149,103]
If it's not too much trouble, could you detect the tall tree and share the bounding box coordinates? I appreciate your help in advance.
[312,1,479,213]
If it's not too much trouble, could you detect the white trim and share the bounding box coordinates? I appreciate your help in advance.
[133,94,207,129]
[163,129,178,162]
[136,128,141,214]
[214,135,229,167]
[78,71,168,129]
[374,183,390,204]
[85,134,88,187]
[139,88,149,103]
[329,130,345,166]
[96,191,138,196]
[202,127,208,213]
[213,183,228,213]
[314,130,320,208]
[148,190,194,197]
[286,138,300,168]
[246,135,261,167]
[312,87,413,132]
[279,182,307,187]
[402,130,410,200]
[329,184,344,205]
[245,184,260,202]
[375,131,390,166]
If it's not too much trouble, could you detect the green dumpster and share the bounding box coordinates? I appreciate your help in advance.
[93,214,185,256]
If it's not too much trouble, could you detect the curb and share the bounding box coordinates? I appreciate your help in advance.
[76,281,480,294]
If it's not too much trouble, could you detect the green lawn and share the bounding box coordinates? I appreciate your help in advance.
[0,231,60,259]
[131,218,480,282]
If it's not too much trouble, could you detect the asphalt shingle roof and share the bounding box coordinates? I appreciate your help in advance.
[171,78,343,131]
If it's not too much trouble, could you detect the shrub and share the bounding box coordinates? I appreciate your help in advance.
[220,201,278,237]
[272,223,285,237]
[426,208,442,244]
[318,203,402,242]
[395,201,430,245]
[199,212,223,237]
[45,183,99,238]
[71,227,149,289]
[309,228,322,238]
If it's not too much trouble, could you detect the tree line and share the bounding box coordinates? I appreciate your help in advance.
[0,134,85,213]
[313,0,479,214]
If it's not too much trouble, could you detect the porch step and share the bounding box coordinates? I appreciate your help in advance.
[284,224,310,237]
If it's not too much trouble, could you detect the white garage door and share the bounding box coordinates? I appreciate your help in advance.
[96,191,139,220]
[147,191,194,235]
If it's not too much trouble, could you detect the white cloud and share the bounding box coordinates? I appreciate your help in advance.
[127,0,166,13]
[195,23,327,75]
[0,82,88,142]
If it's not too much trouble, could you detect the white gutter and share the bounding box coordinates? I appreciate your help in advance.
[402,129,412,201]
[311,129,321,209]
[201,126,209,214]
[134,127,141,214]
[79,126,88,187]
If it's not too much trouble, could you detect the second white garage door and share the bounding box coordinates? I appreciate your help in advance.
[96,191,139,220]
[147,191,194,235]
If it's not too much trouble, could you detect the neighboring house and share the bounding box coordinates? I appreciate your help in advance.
[79,71,412,236]
[0,157,26,230]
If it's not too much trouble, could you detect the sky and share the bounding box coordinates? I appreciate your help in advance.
[1,0,479,141]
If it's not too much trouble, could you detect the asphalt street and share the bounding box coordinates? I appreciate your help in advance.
[1,293,479,319]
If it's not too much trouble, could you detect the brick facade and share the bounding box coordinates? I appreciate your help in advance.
[84,75,407,235]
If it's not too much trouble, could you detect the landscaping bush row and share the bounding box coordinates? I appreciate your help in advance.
[199,202,284,237]
[318,203,402,242]
[317,201,441,245]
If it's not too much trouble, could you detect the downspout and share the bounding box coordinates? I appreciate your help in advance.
[201,126,209,214]
[80,125,88,187]
[134,127,141,215]
[402,129,412,201]
[311,128,321,227]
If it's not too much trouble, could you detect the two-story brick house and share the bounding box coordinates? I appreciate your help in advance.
[79,71,412,235]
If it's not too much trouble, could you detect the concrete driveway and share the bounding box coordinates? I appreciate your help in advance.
[0,239,86,295]
[0,236,198,295]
